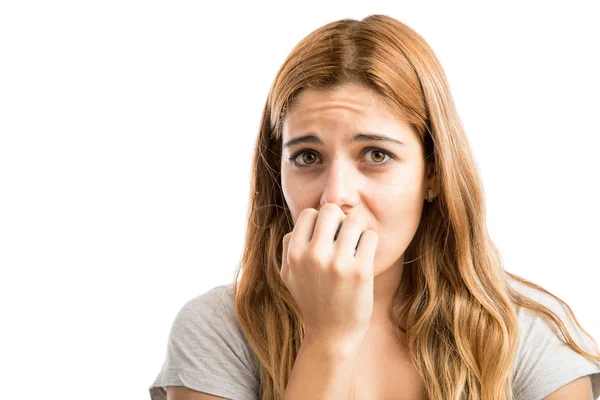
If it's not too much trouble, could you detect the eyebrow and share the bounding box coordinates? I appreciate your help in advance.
[283,132,406,149]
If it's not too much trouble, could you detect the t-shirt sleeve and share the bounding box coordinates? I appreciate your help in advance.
[149,285,261,400]
[511,283,600,400]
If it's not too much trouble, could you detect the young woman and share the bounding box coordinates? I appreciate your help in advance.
[150,14,600,400]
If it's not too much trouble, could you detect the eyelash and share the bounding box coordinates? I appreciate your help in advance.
[287,147,397,169]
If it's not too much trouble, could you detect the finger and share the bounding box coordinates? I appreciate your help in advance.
[334,216,366,260]
[354,229,378,264]
[280,232,292,283]
[311,203,346,247]
[292,208,319,246]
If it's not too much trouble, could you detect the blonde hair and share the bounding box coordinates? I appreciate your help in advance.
[232,14,600,399]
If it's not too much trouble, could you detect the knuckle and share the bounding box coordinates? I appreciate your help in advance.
[358,229,374,242]
[331,258,348,274]
[300,208,318,218]
[288,249,302,265]
[366,229,379,242]
[307,248,327,267]
[321,203,343,216]
[351,262,369,279]
[342,215,360,229]
[322,203,337,211]
[354,269,370,281]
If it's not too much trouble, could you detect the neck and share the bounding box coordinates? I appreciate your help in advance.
[371,256,406,332]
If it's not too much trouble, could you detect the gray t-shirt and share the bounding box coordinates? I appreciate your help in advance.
[149,280,600,400]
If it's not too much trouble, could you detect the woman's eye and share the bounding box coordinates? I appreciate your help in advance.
[293,151,319,166]
[366,148,390,163]
[287,148,395,168]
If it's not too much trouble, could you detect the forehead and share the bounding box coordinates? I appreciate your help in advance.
[282,84,414,139]
[286,84,383,119]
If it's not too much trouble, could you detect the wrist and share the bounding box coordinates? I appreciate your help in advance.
[301,332,365,359]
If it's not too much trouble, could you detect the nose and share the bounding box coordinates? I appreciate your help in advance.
[319,159,360,212]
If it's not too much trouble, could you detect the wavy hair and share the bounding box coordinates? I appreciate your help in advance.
[232,14,600,400]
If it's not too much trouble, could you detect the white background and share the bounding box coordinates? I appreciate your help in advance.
[1,1,598,399]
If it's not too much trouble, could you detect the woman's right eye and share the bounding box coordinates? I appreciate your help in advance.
[288,150,319,168]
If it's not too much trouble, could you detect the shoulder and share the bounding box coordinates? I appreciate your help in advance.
[508,279,600,400]
[172,283,259,371]
[176,284,238,326]
[149,284,261,400]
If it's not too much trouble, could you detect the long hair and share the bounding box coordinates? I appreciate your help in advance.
[232,14,600,400]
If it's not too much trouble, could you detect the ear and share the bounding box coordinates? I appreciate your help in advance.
[424,159,440,198]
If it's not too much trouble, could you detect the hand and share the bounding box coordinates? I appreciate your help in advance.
[280,203,379,346]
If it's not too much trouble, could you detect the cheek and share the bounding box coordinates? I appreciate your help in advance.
[372,208,422,271]
[369,181,424,260]
[374,179,424,230]
[370,179,420,214]
[281,174,311,225]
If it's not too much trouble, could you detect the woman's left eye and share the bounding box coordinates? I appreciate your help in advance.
[364,148,394,164]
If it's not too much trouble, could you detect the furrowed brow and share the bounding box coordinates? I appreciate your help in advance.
[283,132,405,148]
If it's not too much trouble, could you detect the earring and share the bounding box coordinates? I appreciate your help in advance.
[427,189,434,203]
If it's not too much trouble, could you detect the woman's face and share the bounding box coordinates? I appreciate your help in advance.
[280,83,435,277]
